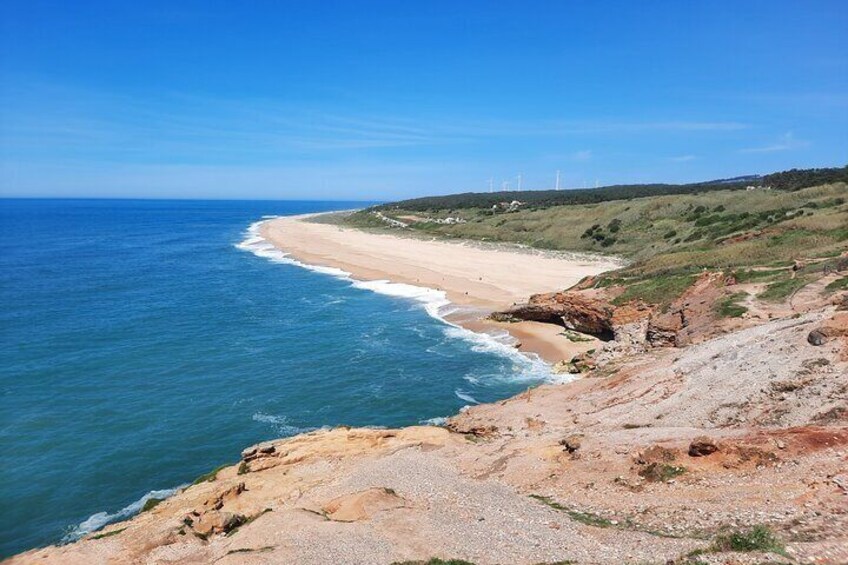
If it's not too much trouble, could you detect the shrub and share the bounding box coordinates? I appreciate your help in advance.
[638,463,685,482]
[192,464,229,485]
[141,498,163,512]
[714,292,748,318]
[711,525,785,554]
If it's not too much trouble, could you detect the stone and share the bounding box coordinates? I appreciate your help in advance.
[493,291,617,338]
[322,488,405,522]
[559,434,583,453]
[808,330,827,346]
[688,437,719,457]
[242,443,276,462]
[191,511,246,537]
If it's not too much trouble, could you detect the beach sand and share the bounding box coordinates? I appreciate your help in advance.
[261,214,622,363]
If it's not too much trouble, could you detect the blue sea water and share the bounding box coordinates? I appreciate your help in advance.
[0,199,552,557]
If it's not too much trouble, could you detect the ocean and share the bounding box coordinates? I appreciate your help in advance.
[0,199,551,557]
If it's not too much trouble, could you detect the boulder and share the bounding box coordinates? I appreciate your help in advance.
[551,360,578,374]
[808,330,827,346]
[688,437,719,457]
[242,443,276,462]
[494,292,616,338]
[188,511,246,537]
[559,434,582,453]
[808,313,848,345]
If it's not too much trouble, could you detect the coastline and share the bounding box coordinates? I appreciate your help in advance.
[256,212,623,364]
[9,211,847,563]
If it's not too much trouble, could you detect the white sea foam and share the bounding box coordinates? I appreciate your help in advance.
[235,217,569,386]
[454,390,481,405]
[252,412,316,436]
[420,416,448,426]
[63,485,185,542]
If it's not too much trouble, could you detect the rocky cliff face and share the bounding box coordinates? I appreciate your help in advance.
[10,309,848,565]
[492,290,618,338]
[492,272,736,364]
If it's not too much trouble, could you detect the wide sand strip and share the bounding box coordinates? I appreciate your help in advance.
[261,214,622,362]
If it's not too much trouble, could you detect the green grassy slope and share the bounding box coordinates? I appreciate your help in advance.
[343,182,848,305]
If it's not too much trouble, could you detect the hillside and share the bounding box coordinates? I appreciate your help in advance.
[343,179,848,309]
[369,166,848,212]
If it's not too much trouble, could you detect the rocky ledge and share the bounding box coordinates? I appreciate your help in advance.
[8,304,848,565]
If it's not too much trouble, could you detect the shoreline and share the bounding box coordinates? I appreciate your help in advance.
[257,212,622,363]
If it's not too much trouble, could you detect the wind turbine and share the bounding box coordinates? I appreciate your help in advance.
[555,170,561,190]
[488,178,494,193]
[516,173,523,191]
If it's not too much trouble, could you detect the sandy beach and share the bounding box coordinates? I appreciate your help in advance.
[261,213,623,363]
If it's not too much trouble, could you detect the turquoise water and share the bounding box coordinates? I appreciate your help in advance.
[0,199,551,557]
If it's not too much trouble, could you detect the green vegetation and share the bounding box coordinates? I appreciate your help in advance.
[610,273,697,308]
[141,497,163,512]
[714,292,748,318]
[529,495,614,527]
[757,276,812,303]
[237,461,249,475]
[763,165,848,191]
[825,276,848,293]
[731,268,787,283]
[191,463,229,485]
[638,463,686,482]
[90,527,126,540]
[685,526,787,560]
[711,526,786,554]
[345,169,847,307]
[373,166,847,212]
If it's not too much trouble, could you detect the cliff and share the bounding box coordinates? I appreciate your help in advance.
[8,304,848,565]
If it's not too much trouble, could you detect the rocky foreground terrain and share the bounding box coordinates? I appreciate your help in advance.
[8,281,848,564]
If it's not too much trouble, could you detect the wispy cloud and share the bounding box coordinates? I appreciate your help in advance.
[0,80,753,166]
[571,149,592,161]
[739,131,810,153]
[670,155,696,162]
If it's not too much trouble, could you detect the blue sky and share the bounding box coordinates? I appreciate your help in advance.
[1,1,846,200]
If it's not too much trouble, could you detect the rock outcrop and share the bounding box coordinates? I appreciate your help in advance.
[492,291,617,338]
[493,272,736,362]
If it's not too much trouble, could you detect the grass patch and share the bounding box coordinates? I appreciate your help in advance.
[141,497,163,512]
[90,527,126,540]
[191,463,229,485]
[237,461,249,475]
[529,495,613,527]
[732,267,788,283]
[350,183,848,290]
[825,276,848,293]
[638,463,686,482]
[611,273,696,307]
[710,525,786,554]
[758,276,811,302]
[685,526,788,560]
[714,292,748,318]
